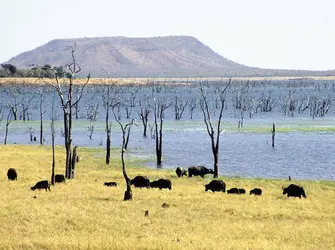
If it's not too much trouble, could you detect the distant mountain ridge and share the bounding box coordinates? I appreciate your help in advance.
[4,36,335,77]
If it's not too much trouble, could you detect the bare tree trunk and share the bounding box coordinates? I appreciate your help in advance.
[71,146,78,179]
[124,126,132,150]
[106,124,111,165]
[272,123,275,148]
[31,44,90,180]
[106,99,111,165]
[152,99,170,167]
[39,94,44,145]
[63,110,71,179]
[154,111,161,166]
[157,114,164,166]
[68,78,74,178]
[113,108,135,201]
[4,110,12,145]
[213,147,219,178]
[122,141,132,201]
[199,79,231,178]
[51,114,56,186]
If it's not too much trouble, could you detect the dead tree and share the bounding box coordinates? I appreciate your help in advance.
[138,98,150,137]
[71,146,78,178]
[4,108,13,145]
[174,96,188,120]
[32,44,90,179]
[28,126,35,141]
[87,124,94,139]
[101,77,119,165]
[5,84,23,121]
[39,90,46,145]
[188,98,197,119]
[112,108,136,201]
[150,95,172,166]
[272,123,275,148]
[20,95,35,121]
[199,78,231,178]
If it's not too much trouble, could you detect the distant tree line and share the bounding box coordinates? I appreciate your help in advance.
[0,63,66,78]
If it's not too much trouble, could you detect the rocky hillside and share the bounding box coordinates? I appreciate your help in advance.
[4,36,334,77]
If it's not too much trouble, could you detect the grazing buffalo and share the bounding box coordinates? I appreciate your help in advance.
[238,188,246,194]
[150,179,172,190]
[55,174,65,183]
[131,176,150,188]
[227,188,245,194]
[282,184,306,198]
[31,180,51,191]
[104,181,118,187]
[7,168,17,181]
[204,180,226,192]
[176,167,187,177]
[250,188,262,196]
[188,166,214,178]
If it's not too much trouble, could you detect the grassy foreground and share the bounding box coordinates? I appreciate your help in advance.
[0,145,334,250]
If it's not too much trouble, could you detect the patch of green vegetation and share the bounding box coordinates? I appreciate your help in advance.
[235,125,335,133]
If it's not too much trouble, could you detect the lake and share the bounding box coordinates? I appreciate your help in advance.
[0,79,334,180]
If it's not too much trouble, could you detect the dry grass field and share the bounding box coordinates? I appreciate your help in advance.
[0,145,334,250]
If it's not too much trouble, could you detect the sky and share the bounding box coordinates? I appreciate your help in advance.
[1,0,335,70]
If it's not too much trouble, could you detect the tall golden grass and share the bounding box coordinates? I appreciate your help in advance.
[0,145,334,249]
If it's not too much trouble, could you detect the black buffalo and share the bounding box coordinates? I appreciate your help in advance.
[104,181,118,187]
[131,176,150,188]
[282,184,306,198]
[188,166,214,178]
[55,174,65,183]
[150,179,172,190]
[227,188,245,194]
[238,188,246,194]
[31,180,51,191]
[250,188,262,196]
[176,167,187,177]
[7,168,17,181]
[204,180,226,192]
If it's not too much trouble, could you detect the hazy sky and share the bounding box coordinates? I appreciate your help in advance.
[1,0,335,70]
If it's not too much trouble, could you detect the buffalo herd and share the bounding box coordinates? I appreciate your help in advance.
[4,167,307,199]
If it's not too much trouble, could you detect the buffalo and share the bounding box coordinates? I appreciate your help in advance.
[282,184,306,198]
[55,174,65,183]
[31,180,51,191]
[204,180,226,192]
[131,176,150,188]
[227,188,245,194]
[104,181,118,187]
[150,179,172,190]
[176,167,187,177]
[188,166,214,178]
[238,188,246,194]
[7,168,17,181]
[250,188,262,196]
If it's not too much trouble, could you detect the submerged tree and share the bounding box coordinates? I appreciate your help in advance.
[138,98,150,137]
[150,93,172,166]
[32,44,90,179]
[199,78,231,178]
[100,76,119,165]
[4,108,13,145]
